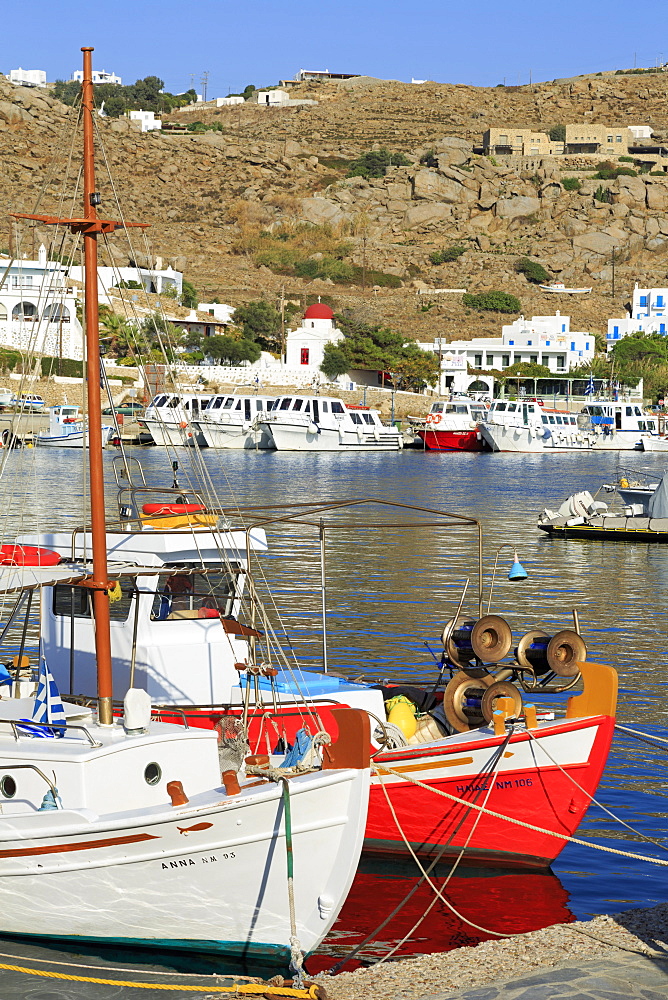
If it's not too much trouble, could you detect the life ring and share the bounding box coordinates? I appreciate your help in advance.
[0,544,61,566]
[429,413,442,425]
[142,503,206,516]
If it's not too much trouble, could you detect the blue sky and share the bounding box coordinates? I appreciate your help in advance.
[1,0,667,96]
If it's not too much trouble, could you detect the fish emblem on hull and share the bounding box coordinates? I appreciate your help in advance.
[177,822,214,835]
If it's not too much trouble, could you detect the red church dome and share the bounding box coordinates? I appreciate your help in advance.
[304,303,334,320]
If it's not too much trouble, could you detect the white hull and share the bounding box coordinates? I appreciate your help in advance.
[0,719,368,962]
[195,420,274,450]
[265,422,403,452]
[143,419,207,449]
[642,436,668,452]
[480,423,642,453]
[36,426,114,449]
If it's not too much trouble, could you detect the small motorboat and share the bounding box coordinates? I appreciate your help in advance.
[36,405,114,448]
[539,282,592,294]
[538,471,668,542]
[414,397,489,452]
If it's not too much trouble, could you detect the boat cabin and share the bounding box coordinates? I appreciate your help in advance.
[267,395,384,429]
[201,394,277,423]
[144,392,213,423]
[428,398,489,424]
[580,403,657,436]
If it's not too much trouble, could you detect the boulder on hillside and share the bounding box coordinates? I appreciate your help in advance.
[0,100,32,124]
[647,183,668,211]
[411,169,464,203]
[572,231,621,256]
[615,175,646,207]
[300,197,346,227]
[403,202,452,228]
[495,196,540,220]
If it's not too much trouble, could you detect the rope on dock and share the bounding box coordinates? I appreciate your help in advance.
[0,960,322,996]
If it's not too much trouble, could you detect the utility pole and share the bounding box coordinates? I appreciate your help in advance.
[201,71,209,102]
[611,245,617,297]
[279,285,285,363]
[362,234,367,292]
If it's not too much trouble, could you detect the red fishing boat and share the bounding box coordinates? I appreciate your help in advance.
[415,398,489,451]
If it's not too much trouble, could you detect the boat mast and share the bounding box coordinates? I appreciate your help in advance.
[80,47,113,725]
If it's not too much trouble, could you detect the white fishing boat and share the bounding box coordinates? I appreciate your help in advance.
[480,399,658,453]
[261,395,403,452]
[0,47,370,971]
[140,391,213,448]
[539,282,592,294]
[36,405,115,448]
[193,393,277,450]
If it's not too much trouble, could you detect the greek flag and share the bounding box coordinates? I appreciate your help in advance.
[584,374,595,396]
[31,660,66,733]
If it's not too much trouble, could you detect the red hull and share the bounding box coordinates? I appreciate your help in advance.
[154,705,613,870]
[364,716,614,867]
[417,428,484,452]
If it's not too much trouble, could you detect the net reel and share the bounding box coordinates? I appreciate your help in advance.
[515,628,586,678]
[442,614,513,669]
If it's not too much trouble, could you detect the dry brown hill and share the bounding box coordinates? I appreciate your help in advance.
[2,70,668,343]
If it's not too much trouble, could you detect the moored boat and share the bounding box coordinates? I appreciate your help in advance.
[415,397,489,452]
[36,404,114,448]
[193,392,277,449]
[539,282,592,294]
[140,391,213,447]
[261,395,403,452]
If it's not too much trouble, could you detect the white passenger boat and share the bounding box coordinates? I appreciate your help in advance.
[36,405,115,448]
[261,395,403,452]
[140,392,213,448]
[0,48,371,971]
[193,393,277,450]
[539,283,592,294]
[480,399,658,453]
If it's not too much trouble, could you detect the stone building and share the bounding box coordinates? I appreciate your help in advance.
[564,125,630,155]
[482,128,563,155]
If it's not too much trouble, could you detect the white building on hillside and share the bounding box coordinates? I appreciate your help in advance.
[0,247,83,360]
[285,303,343,368]
[9,68,47,88]
[216,96,244,106]
[198,302,235,325]
[607,284,668,346]
[68,262,182,299]
[71,69,122,85]
[424,313,594,395]
[129,110,162,132]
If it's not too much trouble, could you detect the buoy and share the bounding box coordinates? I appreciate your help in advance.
[387,700,417,739]
[142,503,206,516]
[0,545,61,567]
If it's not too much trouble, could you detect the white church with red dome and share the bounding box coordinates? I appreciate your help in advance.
[285,301,344,371]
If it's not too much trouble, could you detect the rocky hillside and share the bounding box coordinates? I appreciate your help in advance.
[2,70,668,343]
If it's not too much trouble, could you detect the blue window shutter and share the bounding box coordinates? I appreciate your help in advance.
[640,295,647,306]
[658,296,664,307]
[613,325,618,334]
[570,341,575,351]
[661,324,666,334]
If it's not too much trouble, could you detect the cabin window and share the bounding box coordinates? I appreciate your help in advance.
[211,397,224,409]
[542,415,548,424]
[152,395,168,408]
[221,398,234,409]
[321,402,328,413]
[151,568,241,621]
[556,416,563,425]
[304,401,311,412]
[53,583,134,623]
[432,404,444,413]
[167,396,180,408]
[362,413,374,424]
[256,400,264,410]
[570,417,577,425]
[507,403,517,412]
[331,402,344,414]
[495,402,506,412]
[292,399,303,411]
[638,421,646,431]
[455,405,468,414]
[549,415,556,424]
[280,398,292,410]
[233,400,241,410]
[634,406,642,416]
[351,412,363,424]
[647,420,656,431]
[626,406,633,416]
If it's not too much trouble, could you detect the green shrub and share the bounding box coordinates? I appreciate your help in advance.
[462,291,521,313]
[549,124,566,142]
[594,160,637,179]
[420,149,438,168]
[618,156,634,162]
[594,185,614,204]
[562,177,582,191]
[347,148,410,179]
[430,246,466,265]
[515,257,550,283]
[40,356,84,378]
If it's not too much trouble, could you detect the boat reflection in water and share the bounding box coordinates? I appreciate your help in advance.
[309,858,574,973]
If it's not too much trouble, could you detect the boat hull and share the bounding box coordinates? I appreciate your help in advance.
[539,522,668,542]
[141,419,207,449]
[364,715,614,867]
[36,426,114,448]
[195,420,275,450]
[0,766,368,962]
[480,423,642,453]
[264,422,403,452]
[417,428,484,452]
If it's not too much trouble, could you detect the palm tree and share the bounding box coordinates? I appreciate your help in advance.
[99,307,137,359]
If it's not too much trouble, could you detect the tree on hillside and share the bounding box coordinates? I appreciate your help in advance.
[180,279,199,309]
[232,301,281,351]
[549,124,566,142]
[99,307,136,358]
[514,257,550,284]
[347,148,411,179]
[462,291,521,313]
[319,316,439,390]
[204,335,261,366]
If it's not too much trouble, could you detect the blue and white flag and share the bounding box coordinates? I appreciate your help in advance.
[584,374,595,396]
[31,660,66,732]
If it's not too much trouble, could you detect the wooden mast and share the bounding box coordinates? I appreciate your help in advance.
[80,46,113,726]
[11,47,147,726]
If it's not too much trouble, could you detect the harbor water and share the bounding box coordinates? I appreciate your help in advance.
[0,444,667,975]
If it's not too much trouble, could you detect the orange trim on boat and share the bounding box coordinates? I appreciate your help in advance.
[375,755,474,775]
[0,832,159,859]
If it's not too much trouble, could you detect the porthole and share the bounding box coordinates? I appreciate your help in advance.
[0,775,16,798]
[144,762,162,786]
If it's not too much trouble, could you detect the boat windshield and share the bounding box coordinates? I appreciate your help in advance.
[151,568,241,621]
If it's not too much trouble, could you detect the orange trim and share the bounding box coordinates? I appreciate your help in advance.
[0,832,159,859]
[376,755,474,775]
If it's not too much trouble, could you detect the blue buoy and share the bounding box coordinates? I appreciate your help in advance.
[508,552,528,581]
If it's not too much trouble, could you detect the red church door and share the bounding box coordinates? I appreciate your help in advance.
[300,348,310,365]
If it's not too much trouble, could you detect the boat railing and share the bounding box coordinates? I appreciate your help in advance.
[0,763,63,806]
[5,719,102,748]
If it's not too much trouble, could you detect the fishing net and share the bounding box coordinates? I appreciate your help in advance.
[215,714,250,774]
